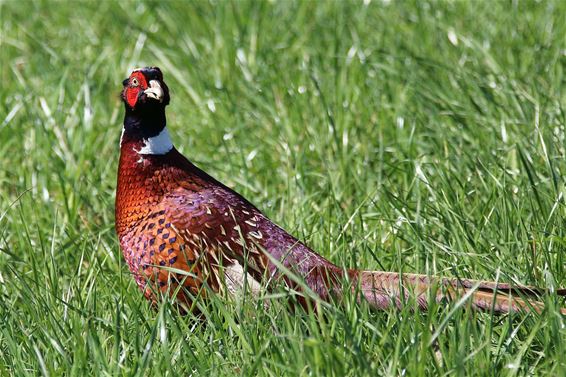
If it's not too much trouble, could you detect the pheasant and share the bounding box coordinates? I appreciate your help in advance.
[115,67,566,315]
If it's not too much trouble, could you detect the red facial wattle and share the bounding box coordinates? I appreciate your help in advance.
[125,71,148,109]
[126,87,140,108]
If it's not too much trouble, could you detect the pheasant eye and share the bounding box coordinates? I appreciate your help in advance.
[131,78,139,87]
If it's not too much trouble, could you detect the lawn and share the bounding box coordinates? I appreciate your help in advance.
[1,0,566,375]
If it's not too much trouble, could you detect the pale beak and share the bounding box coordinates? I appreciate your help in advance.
[144,80,164,102]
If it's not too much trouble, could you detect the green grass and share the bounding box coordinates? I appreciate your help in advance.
[1,0,566,375]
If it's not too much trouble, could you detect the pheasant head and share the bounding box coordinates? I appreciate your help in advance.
[122,66,170,110]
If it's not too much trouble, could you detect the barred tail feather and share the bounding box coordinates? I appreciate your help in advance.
[353,271,566,315]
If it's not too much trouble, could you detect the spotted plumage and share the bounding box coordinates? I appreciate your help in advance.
[115,67,566,315]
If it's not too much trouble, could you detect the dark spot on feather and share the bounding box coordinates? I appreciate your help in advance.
[162,232,169,239]
[149,239,155,246]
[157,228,163,235]
[159,218,165,225]
[159,261,166,266]
[169,257,177,264]
[168,248,174,255]
[148,223,155,229]
[169,237,176,244]
[159,244,166,252]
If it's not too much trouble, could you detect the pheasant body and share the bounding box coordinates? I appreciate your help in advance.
[115,67,566,315]
[116,134,339,307]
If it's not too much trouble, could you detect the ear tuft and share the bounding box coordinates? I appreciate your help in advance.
[151,67,162,75]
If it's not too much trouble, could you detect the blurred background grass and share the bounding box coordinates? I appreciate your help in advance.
[1,0,566,375]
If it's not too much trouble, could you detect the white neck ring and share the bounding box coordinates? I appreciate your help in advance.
[133,127,174,155]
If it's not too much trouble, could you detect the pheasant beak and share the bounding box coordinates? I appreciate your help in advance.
[144,80,164,103]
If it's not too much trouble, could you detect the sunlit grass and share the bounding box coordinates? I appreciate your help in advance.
[1,0,565,375]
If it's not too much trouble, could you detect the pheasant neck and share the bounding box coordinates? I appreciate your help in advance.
[120,104,168,146]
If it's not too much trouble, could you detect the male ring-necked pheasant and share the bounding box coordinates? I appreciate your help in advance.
[116,67,566,315]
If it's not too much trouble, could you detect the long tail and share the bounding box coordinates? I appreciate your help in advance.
[350,271,566,315]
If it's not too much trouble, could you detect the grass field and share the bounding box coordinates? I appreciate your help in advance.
[1,0,566,375]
